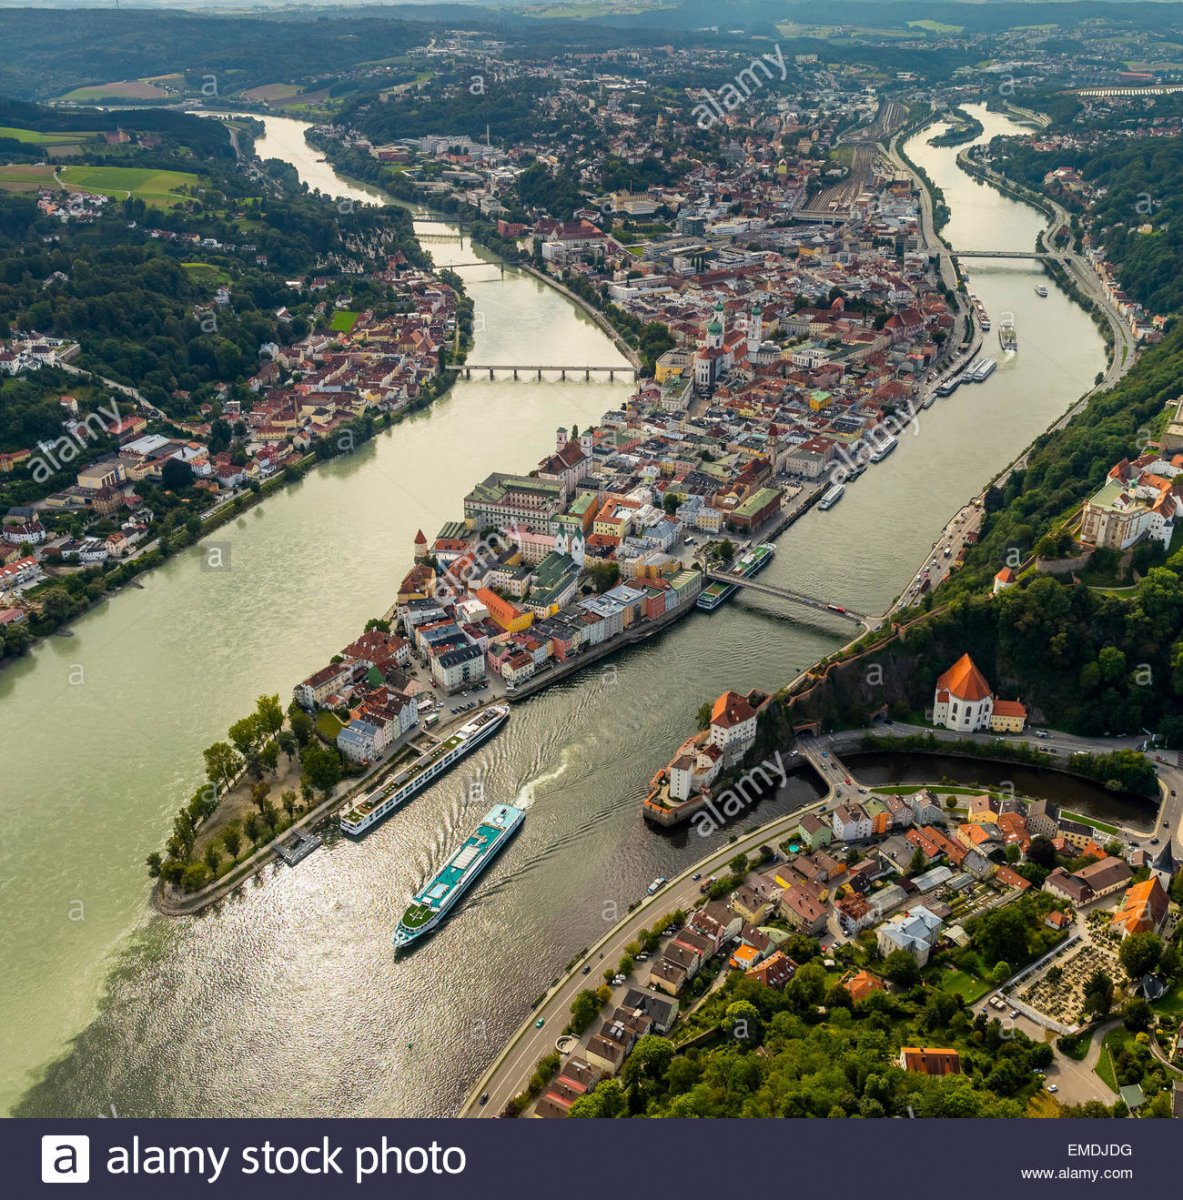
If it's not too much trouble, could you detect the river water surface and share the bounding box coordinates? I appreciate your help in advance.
[5,108,1113,1117]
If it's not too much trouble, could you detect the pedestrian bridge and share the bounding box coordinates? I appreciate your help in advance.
[443,363,640,380]
[704,569,874,626]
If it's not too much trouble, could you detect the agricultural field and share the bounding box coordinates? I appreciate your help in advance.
[59,165,201,207]
[268,90,331,111]
[0,163,57,192]
[0,126,92,146]
[908,19,964,34]
[59,79,171,102]
[239,83,300,103]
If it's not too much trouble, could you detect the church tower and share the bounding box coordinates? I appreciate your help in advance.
[706,301,725,351]
[747,301,763,354]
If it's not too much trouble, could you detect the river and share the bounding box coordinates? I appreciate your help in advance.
[5,109,1112,1117]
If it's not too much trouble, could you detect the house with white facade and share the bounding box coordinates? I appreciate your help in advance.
[707,689,759,765]
[832,802,872,842]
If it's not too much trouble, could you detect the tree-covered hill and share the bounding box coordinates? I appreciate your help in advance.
[995,134,1183,317]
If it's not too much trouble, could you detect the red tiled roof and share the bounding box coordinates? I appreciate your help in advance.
[935,653,992,702]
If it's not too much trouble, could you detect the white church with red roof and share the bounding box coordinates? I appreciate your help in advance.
[931,653,995,732]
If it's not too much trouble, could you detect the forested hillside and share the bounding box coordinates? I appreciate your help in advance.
[994,133,1183,317]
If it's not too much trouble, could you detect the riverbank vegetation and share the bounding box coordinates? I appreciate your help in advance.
[927,105,984,148]
[893,108,952,232]
[146,692,349,892]
[991,128,1183,317]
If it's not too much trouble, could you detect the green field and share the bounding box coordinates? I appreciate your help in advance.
[1095,1027,1134,1094]
[182,262,232,286]
[1059,811,1120,837]
[908,19,963,33]
[934,966,991,1004]
[330,310,360,334]
[0,126,91,146]
[59,165,200,208]
[315,711,344,743]
[60,80,170,102]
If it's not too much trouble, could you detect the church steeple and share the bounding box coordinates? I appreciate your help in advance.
[705,301,725,350]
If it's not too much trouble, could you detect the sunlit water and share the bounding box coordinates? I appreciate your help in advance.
[5,110,1108,1117]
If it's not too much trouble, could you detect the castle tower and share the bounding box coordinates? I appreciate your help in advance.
[413,528,429,562]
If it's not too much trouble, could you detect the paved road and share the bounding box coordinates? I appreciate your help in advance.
[460,775,838,1117]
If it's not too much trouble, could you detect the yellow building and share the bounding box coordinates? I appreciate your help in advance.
[474,587,534,634]
[989,699,1027,734]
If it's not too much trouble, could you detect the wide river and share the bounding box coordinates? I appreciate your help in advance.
[5,106,1111,1117]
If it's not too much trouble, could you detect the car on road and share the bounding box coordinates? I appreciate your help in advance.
[844,776,852,784]
[692,872,702,881]
[1151,837,1159,844]
[1009,1009,1019,1020]
[479,1092,490,1106]
[1045,1083,1058,1094]
[535,1017,545,1029]
[581,965,591,974]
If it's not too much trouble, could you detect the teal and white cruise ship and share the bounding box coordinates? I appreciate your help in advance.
[393,804,525,950]
[340,704,509,836]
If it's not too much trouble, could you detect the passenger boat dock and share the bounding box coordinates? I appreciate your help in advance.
[274,829,322,866]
